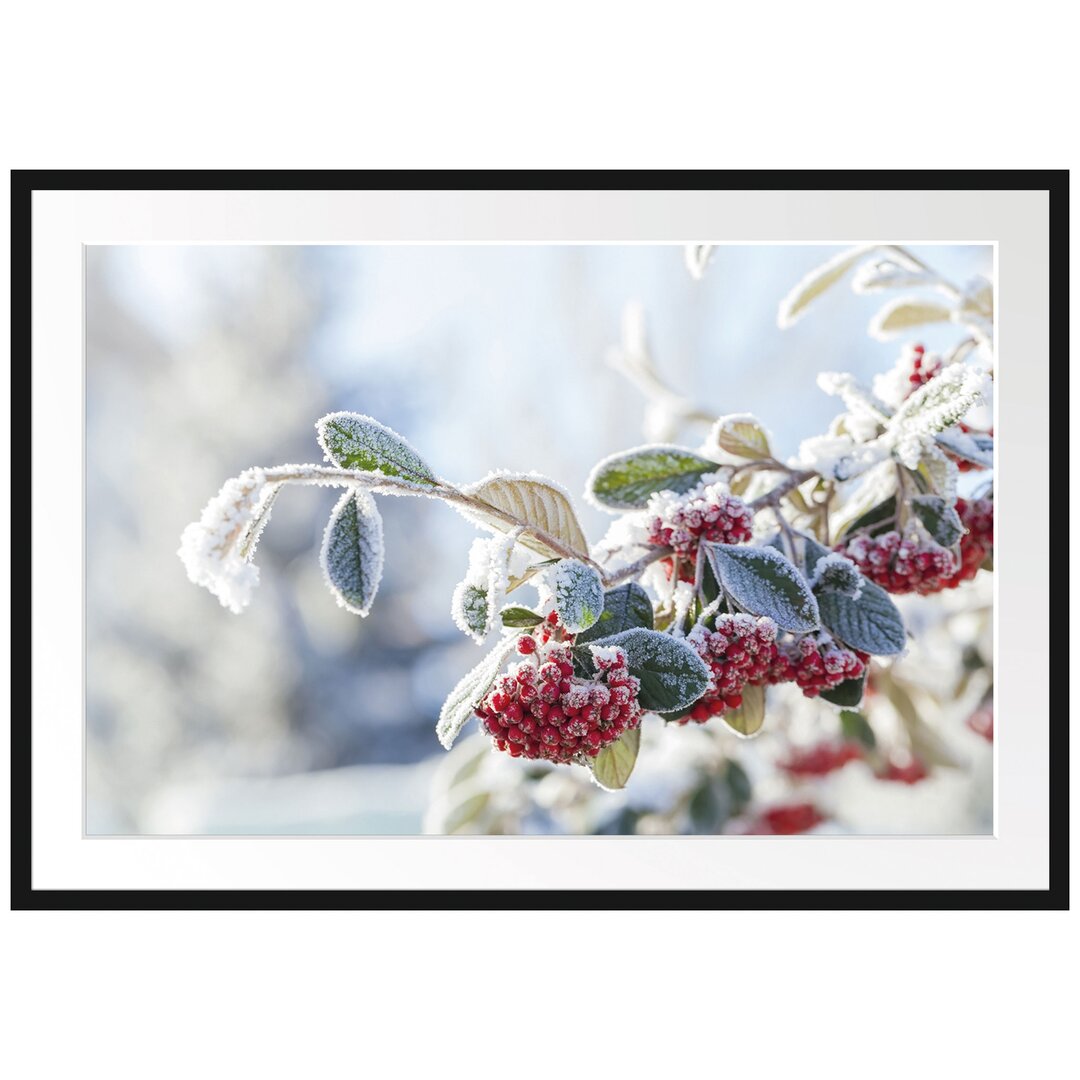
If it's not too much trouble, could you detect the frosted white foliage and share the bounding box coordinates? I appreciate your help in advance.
[790,433,887,483]
[178,468,271,614]
[552,558,605,633]
[888,363,989,439]
[851,258,932,294]
[868,296,954,340]
[777,245,876,328]
[816,372,890,422]
[436,635,519,749]
[450,532,519,643]
[872,348,939,410]
[319,489,385,616]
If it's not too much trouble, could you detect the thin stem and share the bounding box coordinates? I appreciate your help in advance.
[748,469,817,511]
[601,546,673,587]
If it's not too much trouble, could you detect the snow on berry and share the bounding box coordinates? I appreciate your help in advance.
[766,635,867,698]
[840,531,959,595]
[645,478,753,582]
[475,636,642,765]
[677,614,779,724]
[177,468,273,613]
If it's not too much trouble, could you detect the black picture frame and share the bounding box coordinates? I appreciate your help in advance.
[9,169,1068,911]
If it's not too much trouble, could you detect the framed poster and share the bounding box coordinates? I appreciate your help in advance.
[9,170,1066,909]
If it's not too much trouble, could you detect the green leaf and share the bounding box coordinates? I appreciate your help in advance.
[592,726,641,791]
[703,542,820,632]
[725,759,753,808]
[710,414,773,460]
[578,628,709,713]
[575,583,654,645]
[820,673,867,708]
[436,637,518,749]
[319,490,384,616]
[552,559,604,633]
[587,444,718,510]
[316,412,437,486]
[720,683,766,738]
[910,495,964,547]
[500,606,544,629]
[803,536,906,656]
[839,710,877,750]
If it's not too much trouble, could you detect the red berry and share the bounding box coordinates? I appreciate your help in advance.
[516,635,537,655]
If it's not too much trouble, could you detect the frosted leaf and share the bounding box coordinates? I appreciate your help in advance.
[909,495,964,548]
[684,244,715,281]
[808,552,864,599]
[450,531,520,643]
[869,297,954,340]
[888,364,989,439]
[574,582,654,645]
[586,444,720,511]
[458,470,590,560]
[872,347,939,411]
[436,636,519,750]
[816,372,890,422]
[319,489,384,616]
[578,627,709,713]
[177,468,271,614]
[777,245,876,328]
[315,411,437,487]
[803,536,905,656]
[703,542,820,633]
[552,558,605,634]
[790,433,888,483]
[708,413,774,461]
[852,258,933,294]
[936,428,993,469]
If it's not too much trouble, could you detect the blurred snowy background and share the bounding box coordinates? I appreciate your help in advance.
[85,244,993,835]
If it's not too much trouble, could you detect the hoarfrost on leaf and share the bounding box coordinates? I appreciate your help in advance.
[177,468,272,614]
[703,542,820,633]
[315,411,437,487]
[319,488,385,616]
[868,296,954,340]
[777,245,876,327]
[586,444,720,511]
[450,531,520,643]
[552,558,605,634]
[808,552,864,599]
[436,636,520,750]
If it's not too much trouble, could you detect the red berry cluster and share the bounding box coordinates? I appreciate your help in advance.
[941,497,992,588]
[647,485,753,582]
[903,344,943,393]
[766,636,868,698]
[475,636,642,764]
[678,614,779,724]
[841,531,958,595]
[779,740,863,777]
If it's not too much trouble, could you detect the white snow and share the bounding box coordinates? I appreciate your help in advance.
[177,468,270,613]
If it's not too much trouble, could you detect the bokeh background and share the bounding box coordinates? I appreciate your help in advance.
[85,244,994,835]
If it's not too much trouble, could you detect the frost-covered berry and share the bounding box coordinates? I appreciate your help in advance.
[904,343,943,392]
[766,635,867,698]
[779,740,863,777]
[516,635,537,655]
[840,531,958,595]
[940,497,993,589]
[475,640,642,765]
[677,614,779,724]
[646,481,753,582]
